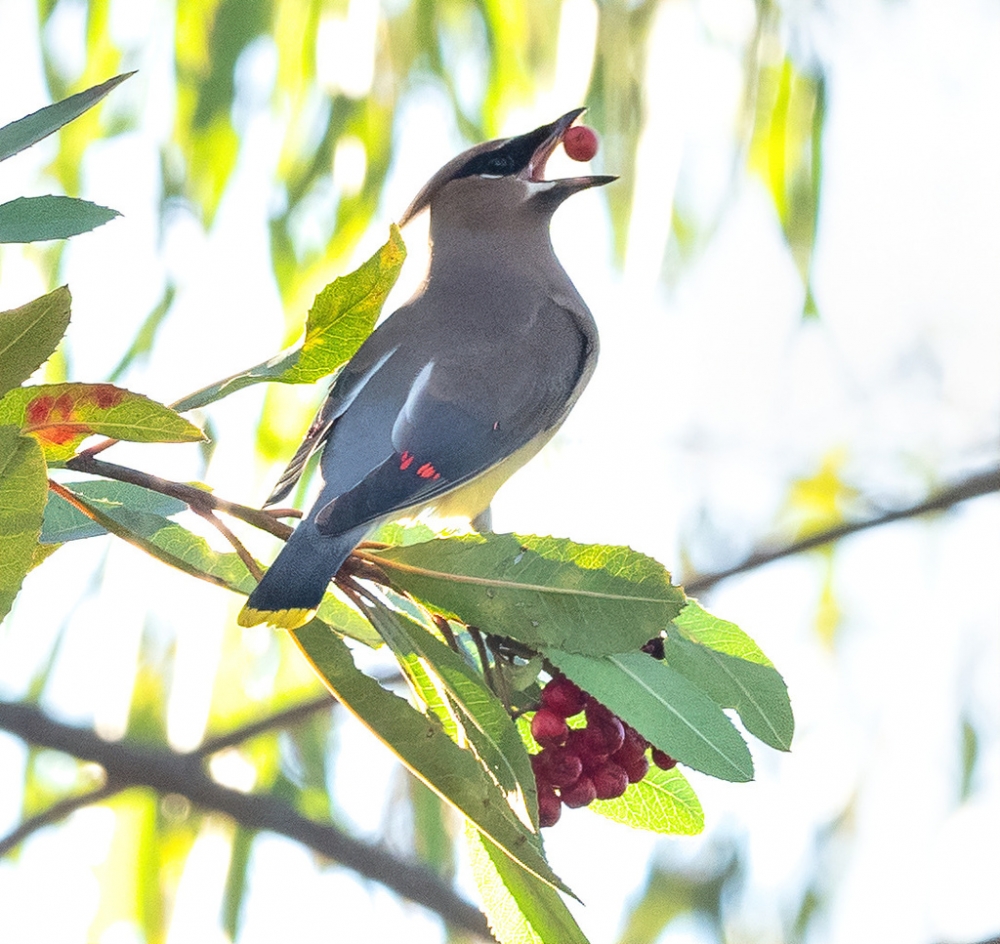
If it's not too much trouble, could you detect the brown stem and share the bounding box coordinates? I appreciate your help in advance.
[0,780,121,858]
[684,466,1000,595]
[192,506,264,581]
[65,453,292,541]
[432,614,460,652]
[467,626,495,695]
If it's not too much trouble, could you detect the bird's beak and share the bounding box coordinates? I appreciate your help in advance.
[517,108,617,195]
[398,109,616,226]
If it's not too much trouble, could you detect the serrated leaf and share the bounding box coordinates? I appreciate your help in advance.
[364,598,538,828]
[666,604,793,751]
[673,601,774,666]
[546,650,754,783]
[40,480,187,543]
[291,620,570,895]
[171,225,406,412]
[0,427,47,622]
[466,823,589,944]
[0,196,121,243]
[0,286,72,399]
[590,766,704,835]
[373,533,686,656]
[0,383,204,461]
[0,72,133,162]
[287,223,407,381]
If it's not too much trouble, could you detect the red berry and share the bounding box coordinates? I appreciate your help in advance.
[620,752,649,784]
[531,708,568,747]
[583,711,625,756]
[613,725,649,766]
[540,676,586,717]
[537,785,562,828]
[563,125,599,162]
[569,729,607,772]
[530,752,547,776]
[545,749,583,789]
[561,775,597,808]
[652,748,677,770]
[592,761,629,800]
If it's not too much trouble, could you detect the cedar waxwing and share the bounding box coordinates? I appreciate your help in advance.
[239,109,615,629]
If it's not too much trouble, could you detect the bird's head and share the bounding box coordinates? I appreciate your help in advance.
[398,109,616,231]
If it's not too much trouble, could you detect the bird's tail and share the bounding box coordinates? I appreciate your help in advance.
[237,521,365,629]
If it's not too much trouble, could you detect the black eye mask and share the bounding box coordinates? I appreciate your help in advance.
[454,123,553,179]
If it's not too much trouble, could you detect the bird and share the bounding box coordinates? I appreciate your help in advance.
[238,108,615,629]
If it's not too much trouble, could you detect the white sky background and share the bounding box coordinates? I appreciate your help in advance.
[1,0,999,942]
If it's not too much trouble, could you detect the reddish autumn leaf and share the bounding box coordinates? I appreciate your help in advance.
[0,382,204,461]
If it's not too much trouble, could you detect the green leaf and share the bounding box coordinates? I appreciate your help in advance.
[285,224,408,382]
[0,286,72,399]
[222,827,254,941]
[672,601,773,665]
[40,480,187,543]
[545,650,754,783]
[55,485,256,593]
[590,766,704,835]
[0,427,47,622]
[0,382,204,461]
[314,591,383,649]
[0,196,121,243]
[409,777,455,880]
[466,823,590,944]
[291,620,570,894]
[364,598,538,828]
[667,602,794,751]
[0,72,134,163]
[664,638,794,753]
[53,483,381,647]
[373,534,687,656]
[747,57,826,317]
[171,225,406,412]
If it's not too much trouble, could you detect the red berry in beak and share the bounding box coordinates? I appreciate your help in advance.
[564,125,599,162]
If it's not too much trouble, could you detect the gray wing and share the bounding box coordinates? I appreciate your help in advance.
[262,343,399,507]
[313,299,595,535]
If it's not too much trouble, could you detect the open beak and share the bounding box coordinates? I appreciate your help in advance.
[518,108,617,193]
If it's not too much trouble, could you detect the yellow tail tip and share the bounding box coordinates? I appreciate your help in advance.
[238,605,315,629]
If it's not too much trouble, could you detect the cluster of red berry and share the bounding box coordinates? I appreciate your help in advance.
[530,675,676,827]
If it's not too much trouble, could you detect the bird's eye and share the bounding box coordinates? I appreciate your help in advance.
[484,154,513,174]
[456,147,523,179]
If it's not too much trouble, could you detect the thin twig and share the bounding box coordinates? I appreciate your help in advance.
[0,695,339,858]
[432,614,460,652]
[192,507,264,581]
[263,506,303,520]
[0,700,489,939]
[0,780,122,858]
[467,626,495,695]
[684,466,1000,595]
[194,694,335,757]
[65,453,292,540]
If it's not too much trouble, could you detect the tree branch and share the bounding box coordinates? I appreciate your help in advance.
[64,453,293,541]
[684,466,1000,595]
[195,693,335,757]
[0,694,341,858]
[0,780,120,858]
[0,699,490,940]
